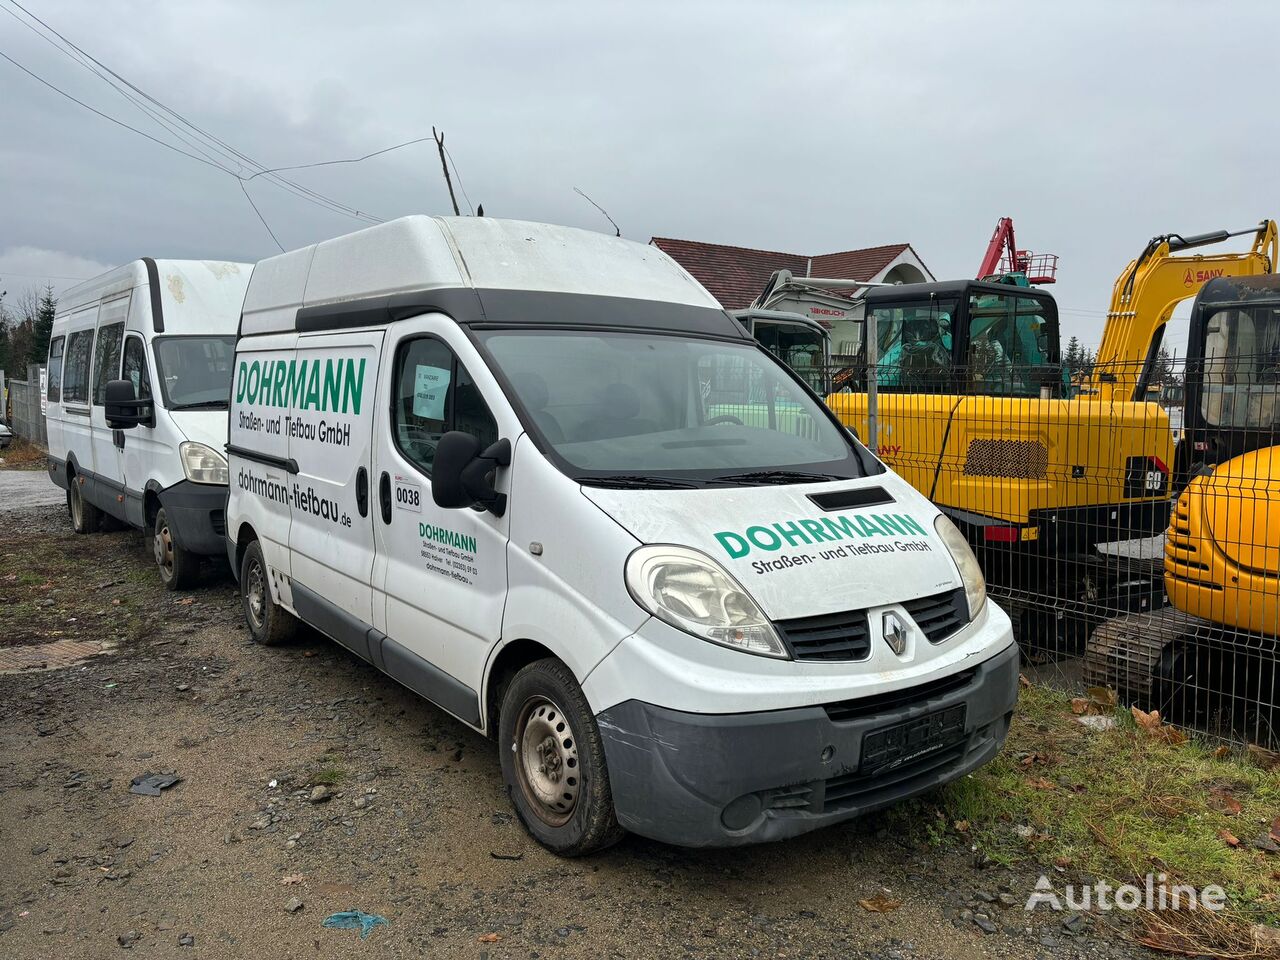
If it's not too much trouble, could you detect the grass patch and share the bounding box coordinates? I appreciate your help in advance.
[913,683,1280,931]
[310,752,347,787]
[0,438,48,469]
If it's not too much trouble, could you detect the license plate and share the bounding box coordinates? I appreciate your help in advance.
[861,704,967,773]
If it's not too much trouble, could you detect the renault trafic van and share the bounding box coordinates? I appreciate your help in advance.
[46,259,250,588]
[225,217,1018,854]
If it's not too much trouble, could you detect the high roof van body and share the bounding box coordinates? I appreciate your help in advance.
[225,217,1018,853]
[46,259,250,587]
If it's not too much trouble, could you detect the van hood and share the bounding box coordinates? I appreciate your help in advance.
[168,410,229,452]
[581,474,961,621]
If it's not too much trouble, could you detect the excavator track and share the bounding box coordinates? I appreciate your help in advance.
[1083,607,1208,705]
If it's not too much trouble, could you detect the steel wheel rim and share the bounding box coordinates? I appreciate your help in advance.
[245,558,266,630]
[515,695,580,826]
[70,484,82,527]
[154,522,174,580]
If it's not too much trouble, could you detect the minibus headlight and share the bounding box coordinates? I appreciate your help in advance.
[625,545,788,659]
[933,514,987,619]
[180,442,229,485]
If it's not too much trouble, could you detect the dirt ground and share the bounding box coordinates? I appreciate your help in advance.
[0,490,1160,960]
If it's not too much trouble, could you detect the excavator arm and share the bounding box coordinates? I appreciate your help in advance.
[1091,220,1278,401]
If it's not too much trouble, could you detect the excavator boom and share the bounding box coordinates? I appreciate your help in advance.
[1091,220,1278,401]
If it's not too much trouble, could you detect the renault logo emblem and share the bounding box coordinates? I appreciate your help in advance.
[882,612,909,655]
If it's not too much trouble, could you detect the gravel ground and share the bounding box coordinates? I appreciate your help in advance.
[0,493,1162,960]
[0,467,63,511]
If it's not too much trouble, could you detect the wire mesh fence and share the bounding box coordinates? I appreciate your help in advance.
[702,345,1277,747]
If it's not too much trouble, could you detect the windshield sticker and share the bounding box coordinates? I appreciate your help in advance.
[413,365,451,419]
[713,512,934,576]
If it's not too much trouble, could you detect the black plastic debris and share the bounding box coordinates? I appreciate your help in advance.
[129,772,181,796]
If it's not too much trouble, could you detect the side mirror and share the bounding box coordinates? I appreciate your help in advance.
[104,379,153,429]
[431,431,512,516]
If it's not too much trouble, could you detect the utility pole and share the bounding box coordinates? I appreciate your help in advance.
[432,127,460,216]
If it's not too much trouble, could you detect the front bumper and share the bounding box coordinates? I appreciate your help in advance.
[159,480,228,556]
[595,641,1018,848]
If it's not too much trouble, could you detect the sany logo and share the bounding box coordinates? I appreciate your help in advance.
[878,444,902,457]
[1182,268,1225,288]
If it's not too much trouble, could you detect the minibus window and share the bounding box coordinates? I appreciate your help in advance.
[46,336,65,403]
[92,323,125,405]
[122,336,152,400]
[153,336,236,408]
[393,337,498,476]
[480,330,867,484]
[63,330,94,406]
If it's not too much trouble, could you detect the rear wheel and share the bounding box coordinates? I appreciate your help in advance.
[498,658,624,856]
[240,540,296,645]
[67,476,102,534]
[153,506,198,590]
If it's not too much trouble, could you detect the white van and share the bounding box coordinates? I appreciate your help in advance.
[226,217,1018,854]
[46,259,251,587]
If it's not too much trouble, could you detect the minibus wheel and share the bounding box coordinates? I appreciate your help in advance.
[239,540,296,646]
[498,658,624,856]
[153,507,197,590]
[67,478,101,534]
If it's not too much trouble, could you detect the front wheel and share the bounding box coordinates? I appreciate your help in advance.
[239,540,296,646]
[67,477,101,534]
[153,506,198,590]
[498,658,624,856]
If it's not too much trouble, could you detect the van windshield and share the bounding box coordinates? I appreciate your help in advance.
[154,336,237,409]
[479,330,873,485]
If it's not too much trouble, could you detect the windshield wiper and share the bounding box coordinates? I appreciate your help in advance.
[171,400,229,410]
[579,475,702,490]
[710,470,846,486]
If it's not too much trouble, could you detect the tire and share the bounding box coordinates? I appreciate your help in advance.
[498,658,624,856]
[239,540,296,646]
[153,506,198,591]
[67,475,102,534]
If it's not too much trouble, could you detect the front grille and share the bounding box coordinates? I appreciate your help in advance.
[775,609,871,662]
[902,588,969,644]
[824,667,977,723]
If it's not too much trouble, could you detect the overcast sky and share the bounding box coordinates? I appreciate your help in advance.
[2,0,1276,351]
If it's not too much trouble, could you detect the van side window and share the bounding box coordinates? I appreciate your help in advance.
[393,338,498,477]
[47,336,65,402]
[63,330,95,406]
[122,336,152,400]
[92,322,125,405]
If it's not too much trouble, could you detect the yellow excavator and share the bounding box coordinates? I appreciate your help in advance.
[1087,269,1280,727]
[824,220,1277,651]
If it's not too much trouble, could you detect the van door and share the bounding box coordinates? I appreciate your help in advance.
[119,333,157,528]
[89,295,130,518]
[61,308,98,485]
[286,330,383,658]
[372,317,515,724]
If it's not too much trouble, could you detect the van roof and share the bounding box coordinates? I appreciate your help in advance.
[56,259,252,336]
[241,216,733,337]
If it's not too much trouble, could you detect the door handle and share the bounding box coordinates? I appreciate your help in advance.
[379,471,392,524]
[355,466,369,518]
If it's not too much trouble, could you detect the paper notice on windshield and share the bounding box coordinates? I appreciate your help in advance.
[413,365,450,419]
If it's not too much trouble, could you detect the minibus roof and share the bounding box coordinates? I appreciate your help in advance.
[57,259,251,335]
[240,216,747,340]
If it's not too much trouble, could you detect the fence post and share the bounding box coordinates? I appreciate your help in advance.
[865,310,878,451]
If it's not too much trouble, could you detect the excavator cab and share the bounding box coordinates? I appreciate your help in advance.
[857,279,1064,397]
[1181,274,1280,478]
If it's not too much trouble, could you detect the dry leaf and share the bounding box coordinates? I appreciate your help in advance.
[1213,745,1232,760]
[953,820,970,833]
[1131,705,1161,730]
[1249,744,1280,771]
[1027,777,1057,791]
[478,933,502,943]
[1018,673,1031,688]
[1270,817,1280,844]
[280,875,304,886]
[1086,685,1117,707]
[1219,829,1241,848]
[1130,706,1188,744]
[1070,697,1091,715]
[175,597,194,606]
[1207,789,1242,816]
[858,895,902,913]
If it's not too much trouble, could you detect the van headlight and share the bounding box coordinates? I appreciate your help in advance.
[625,545,788,659]
[179,442,229,485]
[934,514,987,619]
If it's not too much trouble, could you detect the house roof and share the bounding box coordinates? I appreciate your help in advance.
[650,237,916,309]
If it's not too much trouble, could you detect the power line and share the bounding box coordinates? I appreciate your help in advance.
[239,181,284,253]
[245,136,434,181]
